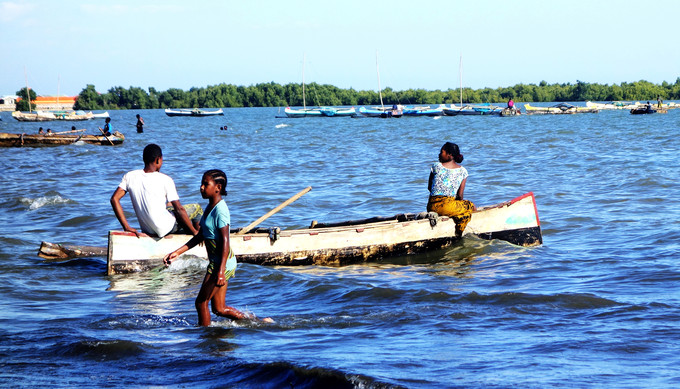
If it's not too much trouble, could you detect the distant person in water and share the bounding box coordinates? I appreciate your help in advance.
[100,117,113,136]
[46,129,53,136]
[111,143,200,238]
[657,96,663,109]
[38,127,44,135]
[427,142,475,237]
[136,114,145,133]
[507,98,514,109]
[164,169,273,326]
[71,126,76,131]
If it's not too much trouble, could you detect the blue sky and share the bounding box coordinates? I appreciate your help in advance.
[1,0,679,96]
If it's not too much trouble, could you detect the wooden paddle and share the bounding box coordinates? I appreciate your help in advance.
[156,186,312,273]
[98,127,115,146]
[235,186,312,235]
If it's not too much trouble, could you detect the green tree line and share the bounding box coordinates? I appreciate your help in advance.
[23,78,680,110]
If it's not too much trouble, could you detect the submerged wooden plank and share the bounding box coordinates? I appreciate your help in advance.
[38,241,107,260]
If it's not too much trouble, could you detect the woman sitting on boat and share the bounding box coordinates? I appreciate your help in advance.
[427,142,475,236]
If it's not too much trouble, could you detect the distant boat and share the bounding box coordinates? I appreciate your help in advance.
[359,51,403,118]
[11,110,96,121]
[164,108,224,117]
[284,54,324,118]
[283,107,323,118]
[499,107,522,117]
[402,105,445,117]
[442,104,503,116]
[358,106,403,118]
[91,111,110,119]
[0,130,124,147]
[586,101,639,110]
[630,104,666,114]
[319,106,357,117]
[524,103,598,115]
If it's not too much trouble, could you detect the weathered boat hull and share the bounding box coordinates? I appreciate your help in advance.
[443,105,503,116]
[106,192,541,274]
[630,106,667,114]
[11,110,95,121]
[586,101,639,110]
[358,107,403,118]
[500,107,521,117]
[524,103,598,115]
[402,106,445,116]
[0,132,125,147]
[319,107,357,117]
[164,108,224,117]
[284,107,323,117]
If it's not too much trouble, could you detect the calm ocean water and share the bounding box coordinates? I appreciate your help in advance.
[1,105,679,388]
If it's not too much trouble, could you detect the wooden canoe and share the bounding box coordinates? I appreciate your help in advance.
[11,110,96,121]
[164,108,224,117]
[99,192,541,275]
[524,103,598,115]
[0,131,124,147]
[630,105,667,114]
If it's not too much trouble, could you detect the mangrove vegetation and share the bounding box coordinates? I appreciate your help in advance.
[17,79,680,110]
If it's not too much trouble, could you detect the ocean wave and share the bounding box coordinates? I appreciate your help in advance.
[19,193,75,210]
[461,291,622,310]
[51,339,149,360]
[215,361,403,389]
[275,123,290,128]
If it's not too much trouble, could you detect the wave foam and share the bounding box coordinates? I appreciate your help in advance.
[20,194,73,210]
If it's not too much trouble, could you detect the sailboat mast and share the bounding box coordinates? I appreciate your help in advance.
[24,66,32,113]
[459,54,463,107]
[302,53,306,110]
[57,75,60,108]
[376,50,384,109]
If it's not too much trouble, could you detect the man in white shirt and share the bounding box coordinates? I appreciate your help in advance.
[111,143,199,237]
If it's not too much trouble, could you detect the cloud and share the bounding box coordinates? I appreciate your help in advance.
[0,1,37,22]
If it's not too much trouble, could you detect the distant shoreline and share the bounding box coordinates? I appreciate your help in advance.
[8,79,678,111]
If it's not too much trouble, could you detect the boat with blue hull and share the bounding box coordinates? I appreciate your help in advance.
[319,107,357,117]
[443,104,503,116]
[358,106,403,118]
[402,105,445,117]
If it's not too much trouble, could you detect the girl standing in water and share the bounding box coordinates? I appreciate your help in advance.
[427,142,476,237]
[164,169,271,325]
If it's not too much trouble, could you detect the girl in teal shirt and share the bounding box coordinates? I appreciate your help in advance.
[164,169,272,326]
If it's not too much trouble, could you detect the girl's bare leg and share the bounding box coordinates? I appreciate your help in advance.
[195,273,215,326]
[210,281,247,320]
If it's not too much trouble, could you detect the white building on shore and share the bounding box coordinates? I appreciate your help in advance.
[0,96,18,111]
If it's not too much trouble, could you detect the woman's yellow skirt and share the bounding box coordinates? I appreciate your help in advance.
[427,196,475,236]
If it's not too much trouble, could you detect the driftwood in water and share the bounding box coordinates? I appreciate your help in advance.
[38,241,106,260]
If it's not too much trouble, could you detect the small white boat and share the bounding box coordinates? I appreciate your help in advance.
[164,108,224,117]
[12,110,96,121]
[283,107,323,118]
